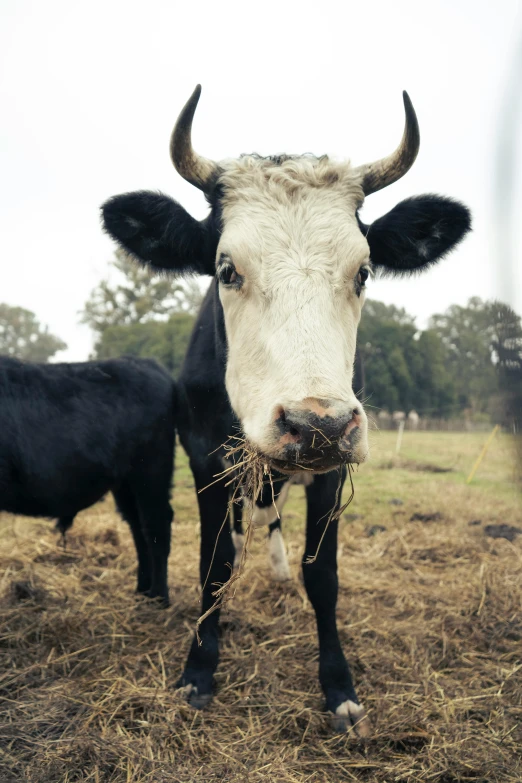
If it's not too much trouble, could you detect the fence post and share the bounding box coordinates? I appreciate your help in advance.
[395,420,405,454]
[466,425,500,484]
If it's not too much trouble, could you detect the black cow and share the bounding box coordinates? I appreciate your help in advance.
[0,356,175,603]
[102,86,471,733]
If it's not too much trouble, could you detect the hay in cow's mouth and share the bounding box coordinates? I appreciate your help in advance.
[195,436,356,639]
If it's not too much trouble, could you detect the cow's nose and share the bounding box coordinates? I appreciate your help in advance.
[275,400,359,448]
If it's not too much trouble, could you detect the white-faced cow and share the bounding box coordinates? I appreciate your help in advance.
[102,86,471,733]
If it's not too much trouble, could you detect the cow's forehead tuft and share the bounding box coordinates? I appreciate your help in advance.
[217,155,365,206]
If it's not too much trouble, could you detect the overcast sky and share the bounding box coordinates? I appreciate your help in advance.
[1,0,521,361]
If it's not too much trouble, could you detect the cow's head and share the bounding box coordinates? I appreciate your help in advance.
[102,86,471,473]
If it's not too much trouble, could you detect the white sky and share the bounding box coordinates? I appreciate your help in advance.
[1,0,521,361]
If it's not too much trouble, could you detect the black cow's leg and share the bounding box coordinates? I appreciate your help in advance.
[132,482,173,605]
[55,515,75,549]
[303,469,369,736]
[56,515,75,536]
[178,465,234,709]
[113,484,152,596]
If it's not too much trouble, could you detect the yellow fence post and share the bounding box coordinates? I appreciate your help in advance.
[466,424,500,484]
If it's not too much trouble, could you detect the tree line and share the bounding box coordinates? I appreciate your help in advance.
[2,250,521,427]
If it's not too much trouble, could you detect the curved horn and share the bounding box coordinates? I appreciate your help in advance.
[170,85,220,192]
[356,91,420,196]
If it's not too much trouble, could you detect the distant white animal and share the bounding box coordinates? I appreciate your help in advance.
[407,410,420,430]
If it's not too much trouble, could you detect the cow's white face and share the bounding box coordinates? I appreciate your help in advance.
[216,156,370,471]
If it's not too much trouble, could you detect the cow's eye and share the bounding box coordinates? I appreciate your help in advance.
[356,265,370,295]
[219,264,237,285]
[357,266,369,286]
[218,262,242,288]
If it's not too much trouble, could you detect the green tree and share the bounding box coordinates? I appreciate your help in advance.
[429,297,520,414]
[95,313,195,377]
[0,304,67,362]
[486,301,522,430]
[81,249,203,334]
[357,300,457,416]
[413,330,457,416]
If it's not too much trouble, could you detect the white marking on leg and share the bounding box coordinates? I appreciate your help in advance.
[268,528,291,581]
[179,682,197,698]
[231,530,245,570]
[334,700,370,737]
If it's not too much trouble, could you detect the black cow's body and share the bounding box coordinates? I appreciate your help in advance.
[0,356,175,602]
[175,281,356,717]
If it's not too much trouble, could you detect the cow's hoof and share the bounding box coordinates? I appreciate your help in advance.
[142,589,170,608]
[331,700,370,737]
[177,681,213,710]
[177,669,214,710]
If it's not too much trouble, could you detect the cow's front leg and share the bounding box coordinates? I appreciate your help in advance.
[178,466,234,709]
[303,469,370,736]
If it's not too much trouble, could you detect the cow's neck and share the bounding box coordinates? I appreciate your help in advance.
[178,279,235,454]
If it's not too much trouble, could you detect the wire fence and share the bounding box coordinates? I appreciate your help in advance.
[371,409,508,433]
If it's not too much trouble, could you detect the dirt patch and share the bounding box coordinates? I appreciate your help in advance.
[484,524,522,542]
[410,512,444,523]
[366,524,387,536]
[380,457,454,473]
[10,580,47,604]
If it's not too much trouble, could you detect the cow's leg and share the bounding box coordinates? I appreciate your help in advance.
[178,465,234,709]
[132,481,173,605]
[113,484,152,596]
[260,479,291,581]
[56,515,75,536]
[231,495,244,570]
[55,515,75,549]
[267,518,291,581]
[303,469,369,736]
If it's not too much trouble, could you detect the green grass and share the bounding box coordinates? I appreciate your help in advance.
[171,429,519,538]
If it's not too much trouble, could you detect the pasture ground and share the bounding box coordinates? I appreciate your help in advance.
[1,431,521,782]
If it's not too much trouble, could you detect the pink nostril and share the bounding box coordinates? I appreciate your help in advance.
[343,409,360,438]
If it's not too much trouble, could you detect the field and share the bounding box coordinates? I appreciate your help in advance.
[1,431,521,783]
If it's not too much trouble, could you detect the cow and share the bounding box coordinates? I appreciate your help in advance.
[407,410,420,430]
[102,85,471,733]
[377,409,392,429]
[0,356,175,603]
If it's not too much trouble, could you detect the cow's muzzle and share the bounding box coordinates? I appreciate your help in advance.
[268,397,365,472]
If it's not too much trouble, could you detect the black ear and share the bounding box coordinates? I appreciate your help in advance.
[101,191,214,276]
[358,195,471,274]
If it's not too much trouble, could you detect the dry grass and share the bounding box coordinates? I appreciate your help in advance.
[1,431,521,782]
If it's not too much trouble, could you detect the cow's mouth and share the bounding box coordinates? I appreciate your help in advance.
[266,425,362,475]
[269,445,361,476]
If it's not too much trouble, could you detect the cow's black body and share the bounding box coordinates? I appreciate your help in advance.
[175,281,358,714]
[0,356,175,602]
